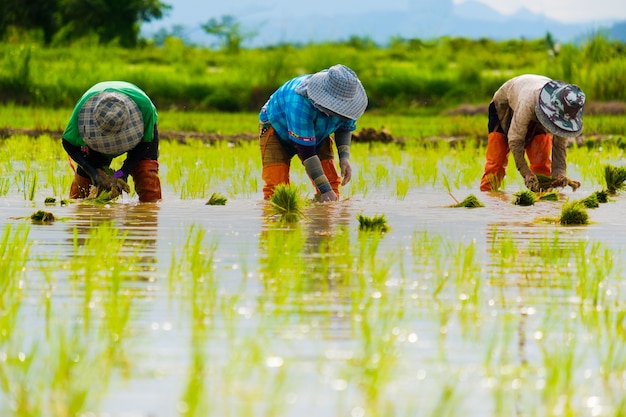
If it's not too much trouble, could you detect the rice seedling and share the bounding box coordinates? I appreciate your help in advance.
[15,171,37,201]
[89,189,115,204]
[591,189,610,203]
[536,173,554,190]
[442,174,458,204]
[0,224,30,342]
[206,192,228,205]
[44,197,70,206]
[30,210,55,223]
[395,176,410,200]
[452,194,485,208]
[267,184,306,223]
[581,193,599,208]
[485,173,502,192]
[537,190,559,201]
[603,164,626,194]
[559,200,589,225]
[512,190,537,206]
[357,213,390,233]
[0,177,10,196]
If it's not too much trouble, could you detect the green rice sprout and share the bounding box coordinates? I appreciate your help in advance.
[44,197,70,206]
[30,210,55,223]
[582,193,599,208]
[603,164,626,194]
[357,213,390,233]
[559,200,589,225]
[0,177,10,196]
[536,173,555,190]
[512,190,537,206]
[538,191,559,201]
[453,194,485,208]
[486,173,501,192]
[205,192,227,205]
[16,171,38,201]
[591,189,609,203]
[268,184,306,223]
[93,189,114,204]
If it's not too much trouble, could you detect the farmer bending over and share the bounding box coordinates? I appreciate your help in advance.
[62,81,162,202]
[259,64,368,201]
[480,74,585,192]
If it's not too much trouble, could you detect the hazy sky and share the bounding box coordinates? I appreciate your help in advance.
[454,0,626,23]
[146,0,625,32]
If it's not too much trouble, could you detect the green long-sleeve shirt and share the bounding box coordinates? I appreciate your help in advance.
[62,81,158,152]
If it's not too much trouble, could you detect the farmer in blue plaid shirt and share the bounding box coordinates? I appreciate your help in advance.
[259,64,368,201]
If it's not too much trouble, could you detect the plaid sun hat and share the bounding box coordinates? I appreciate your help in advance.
[306,64,368,120]
[78,91,144,155]
[535,81,585,138]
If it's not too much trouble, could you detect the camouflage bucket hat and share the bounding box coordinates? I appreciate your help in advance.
[79,91,144,155]
[535,81,585,138]
[306,64,368,120]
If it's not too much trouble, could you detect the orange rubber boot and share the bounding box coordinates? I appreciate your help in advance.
[320,159,341,197]
[262,163,290,200]
[526,133,552,176]
[480,132,509,191]
[131,159,162,202]
[69,173,92,199]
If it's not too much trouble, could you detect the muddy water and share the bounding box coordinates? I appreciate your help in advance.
[2,184,626,416]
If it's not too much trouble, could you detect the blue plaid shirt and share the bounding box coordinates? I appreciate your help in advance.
[260,75,356,147]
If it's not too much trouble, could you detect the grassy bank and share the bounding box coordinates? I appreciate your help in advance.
[1,34,625,113]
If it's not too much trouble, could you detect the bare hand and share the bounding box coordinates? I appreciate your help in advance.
[320,190,338,202]
[340,158,352,185]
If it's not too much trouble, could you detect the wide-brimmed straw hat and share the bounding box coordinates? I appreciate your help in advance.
[535,80,585,138]
[79,91,144,155]
[306,64,368,120]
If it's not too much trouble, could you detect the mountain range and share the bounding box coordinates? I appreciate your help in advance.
[143,0,626,46]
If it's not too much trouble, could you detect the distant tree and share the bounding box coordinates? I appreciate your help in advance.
[344,35,378,50]
[151,24,191,46]
[0,0,60,44]
[201,15,257,53]
[1,0,170,46]
[55,0,171,47]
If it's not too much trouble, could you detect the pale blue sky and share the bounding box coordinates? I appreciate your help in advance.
[455,0,626,23]
[147,0,625,27]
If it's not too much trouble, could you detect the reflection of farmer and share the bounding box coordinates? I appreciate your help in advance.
[62,81,162,202]
[259,64,368,201]
[480,74,585,192]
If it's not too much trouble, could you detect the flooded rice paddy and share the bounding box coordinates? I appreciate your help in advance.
[1,136,626,417]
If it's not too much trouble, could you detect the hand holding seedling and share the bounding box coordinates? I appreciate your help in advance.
[94,168,130,199]
[524,174,540,192]
[551,175,581,191]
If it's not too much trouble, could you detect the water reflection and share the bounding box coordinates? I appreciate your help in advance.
[258,202,354,336]
[68,202,160,280]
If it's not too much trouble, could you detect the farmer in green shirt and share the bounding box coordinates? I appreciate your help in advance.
[62,81,162,202]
